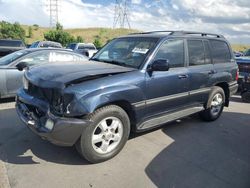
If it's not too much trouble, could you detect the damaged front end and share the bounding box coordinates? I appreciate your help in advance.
[16,74,91,146]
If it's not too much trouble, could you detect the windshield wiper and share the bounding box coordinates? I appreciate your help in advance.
[103,60,135,68]
[91,58,135,68]
[90,57,102,62]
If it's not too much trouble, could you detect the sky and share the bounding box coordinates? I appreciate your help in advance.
[0,0,250,44]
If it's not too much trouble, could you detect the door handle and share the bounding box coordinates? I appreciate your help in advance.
[178,74,188,79]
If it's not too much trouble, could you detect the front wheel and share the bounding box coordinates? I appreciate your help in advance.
[200,86,225,121]
[76,105,130,163]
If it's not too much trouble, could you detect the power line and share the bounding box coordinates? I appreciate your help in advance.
[113,0,131,29]
[44,0,60,28]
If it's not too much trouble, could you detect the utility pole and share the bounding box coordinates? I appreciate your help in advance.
[113,0,131,29]
[45,0,60,28]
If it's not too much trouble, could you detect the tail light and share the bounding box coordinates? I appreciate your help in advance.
[236,69,239,81]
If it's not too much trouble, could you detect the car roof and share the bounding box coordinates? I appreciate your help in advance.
[120,30,225,40]
[23,48,72,53]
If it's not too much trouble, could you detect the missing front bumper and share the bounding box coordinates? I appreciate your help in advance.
[16,90,91,146]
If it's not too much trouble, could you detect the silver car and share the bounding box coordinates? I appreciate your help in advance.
[0,48,87,99]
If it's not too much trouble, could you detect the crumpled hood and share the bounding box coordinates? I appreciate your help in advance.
[26,60,135,88]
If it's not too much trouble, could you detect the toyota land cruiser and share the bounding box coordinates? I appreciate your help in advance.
[16,31,238,163]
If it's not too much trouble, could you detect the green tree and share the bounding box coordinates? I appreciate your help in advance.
[33,24,39,31]
[44,23,77,46]
[76,36,84,43]
[28,26,33,38]
[93,36,103,49]
[56,22,63,31]
[0,21,25,40]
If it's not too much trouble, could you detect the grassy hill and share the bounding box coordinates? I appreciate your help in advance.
[22,25,138,46]
[231,44,250,53]
[22,25,250,51]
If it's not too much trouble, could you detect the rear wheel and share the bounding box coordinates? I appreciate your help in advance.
[76,105,130,163]
[200,86,225,121]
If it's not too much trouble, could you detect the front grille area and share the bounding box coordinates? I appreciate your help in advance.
[27,82,53,102]
[26,81,64,115]
[238,63,250,73]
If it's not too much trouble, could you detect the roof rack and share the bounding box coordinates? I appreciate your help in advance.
[129,30,224,38]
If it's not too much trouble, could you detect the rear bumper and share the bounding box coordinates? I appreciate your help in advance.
[16,89,90,146]
[229,81,238,97]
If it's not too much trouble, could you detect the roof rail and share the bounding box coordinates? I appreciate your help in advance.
[129,30,224,38]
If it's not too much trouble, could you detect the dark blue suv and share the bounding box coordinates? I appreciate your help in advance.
[16,31,238,163]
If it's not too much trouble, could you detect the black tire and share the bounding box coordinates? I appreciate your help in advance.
[241,91,250,103]
[76,105,130,163]
[200,86,225,121]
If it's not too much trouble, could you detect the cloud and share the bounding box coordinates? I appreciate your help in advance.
[131,0,141,4]
[0,0,48,26]
[0,0,249,44]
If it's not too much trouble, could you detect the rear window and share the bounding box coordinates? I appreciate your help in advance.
[0,40,24,47]
[78,45,96,50]
[210,40,231,63]
[245,49,250,56]
[29,41,39,48]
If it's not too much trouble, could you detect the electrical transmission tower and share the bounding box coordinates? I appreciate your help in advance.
[45,0,60,28]
[113,0,131,29]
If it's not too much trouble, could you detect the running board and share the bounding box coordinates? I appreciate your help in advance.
[138,106,204,130]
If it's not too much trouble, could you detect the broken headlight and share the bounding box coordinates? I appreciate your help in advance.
[51,92,75,116]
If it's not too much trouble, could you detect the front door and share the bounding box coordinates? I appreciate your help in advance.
[145,39,189,118]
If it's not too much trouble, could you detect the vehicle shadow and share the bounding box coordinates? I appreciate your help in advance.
[230,95,244,103]
[0,97,15,103]
[145,112,250,188]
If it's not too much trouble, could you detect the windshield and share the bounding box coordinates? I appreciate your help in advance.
[245,49,250,56]
[66,43,76,50]
[0,50,29,65]
[29,41,39,48]
[91,37,159,68]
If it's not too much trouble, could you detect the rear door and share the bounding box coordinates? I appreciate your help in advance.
[209,39,235,80]
[187,39,214,104]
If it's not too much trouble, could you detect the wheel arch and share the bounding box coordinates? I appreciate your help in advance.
[94,100,137,132]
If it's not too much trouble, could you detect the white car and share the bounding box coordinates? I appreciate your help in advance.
[66,43,98,57]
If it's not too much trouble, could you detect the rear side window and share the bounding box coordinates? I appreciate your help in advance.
[210,40,231,63]
[154,39,184,68]
[187,40,212,66]
[204,41,212,64]
[188,40,205,66]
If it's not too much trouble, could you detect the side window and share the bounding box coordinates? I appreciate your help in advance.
[187,40,205,66]
[210,40,231,63]
[20,51,50,65]
[154,39,184,68]
[204,41,212,64]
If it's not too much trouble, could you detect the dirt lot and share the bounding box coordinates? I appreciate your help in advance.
[0,96,250,188]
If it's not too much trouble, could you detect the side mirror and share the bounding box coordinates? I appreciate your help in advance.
[149,59,170,72]
[16,61,28,71]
